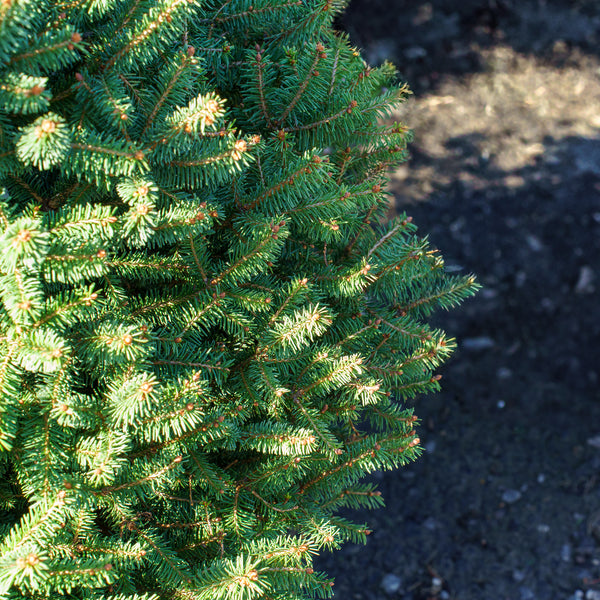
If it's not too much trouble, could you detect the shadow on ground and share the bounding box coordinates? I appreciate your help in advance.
[339,0,600,94]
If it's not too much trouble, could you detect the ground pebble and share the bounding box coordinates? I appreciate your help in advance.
[425,439,436,453]
[570,592,584,600]
[404,45,427,59]
[561,544,573,562]
[462,336,495,351]
[431,577,443,593]
[525,233,544,252]
[513,569,526,582]
[497,367,513,379]
[575,266,595,294]
[502,489,522,503]
[519,586,535,600]
[380,573,402,595]
[586,591,600,600]
[537,523,551,533]
[587,435,600,449]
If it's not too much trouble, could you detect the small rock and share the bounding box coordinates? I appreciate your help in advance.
[425,439,436,453]
[561,544,573,562]
[587,435,600,449]
[444,264,464,273]
[541,297,555,311]
[413,3,433,26]
[404,46,427,59]
[431,577,443,593]
[497,367,513,379]
[440,592,450,600]
[502,489,522,504]
[574,140,600,176]
[462,336,495,351]
[365,40,397,65]
[497,399,506,409]
[575,266,595,294]
[423,517,439,531]
[571,590,584,600]
[578,569,594,583]
[515,271,527,287]
[481,288,498,299]
[449,217,466,234]
[380,573,402,595]
[525,233,544,252]
[513,569,526,582]
[504,174,526,188]
[553,39,568,54]
[519,586,535,600]
[537,473,546,484]
[537,524,550,534]
[586,590,600,600]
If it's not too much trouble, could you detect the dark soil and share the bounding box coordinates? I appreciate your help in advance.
[316,2,600,599]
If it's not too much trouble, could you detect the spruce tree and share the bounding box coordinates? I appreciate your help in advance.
[0,1,478,599]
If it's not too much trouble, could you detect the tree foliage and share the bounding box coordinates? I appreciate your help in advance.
[0,1,478,598]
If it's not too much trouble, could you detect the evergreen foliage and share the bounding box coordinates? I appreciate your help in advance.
[0,1,478,598]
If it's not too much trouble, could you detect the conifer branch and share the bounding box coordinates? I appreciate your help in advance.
[8,175,47,207]
[396,275,478,314]
[152,359,229,373]
[335,321,378,348]
[267,279,308,327]
[366,222,403,260]
[292,395,340,456]
[244,159,317,211]
[168,146,242,168]
[254,50,274,129]
[251,490,298,513]
[277,47,323,126]
[113,508,194,586]
[328,46,341,96]
[298,432,417,495]
[206,1,303,24]
[9,34,81,65]
[280,103,352,133]
[99,455,184,496]
[32,293,98,329]
[104,0,190,70]
[344,204,378,256]
[365,309,431,341]
[187,234,207,281]
[131,290,216,317]
[113,0,144,39]
[70,142,145,161]
[141,51,193,137]
[209,236,272,286]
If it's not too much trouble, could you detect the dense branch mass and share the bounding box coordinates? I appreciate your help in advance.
[0,1,478,599]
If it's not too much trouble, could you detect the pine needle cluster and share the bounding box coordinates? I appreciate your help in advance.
[0,1,478,599]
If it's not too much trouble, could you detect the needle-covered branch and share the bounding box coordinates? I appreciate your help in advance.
[0,1,478,598]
